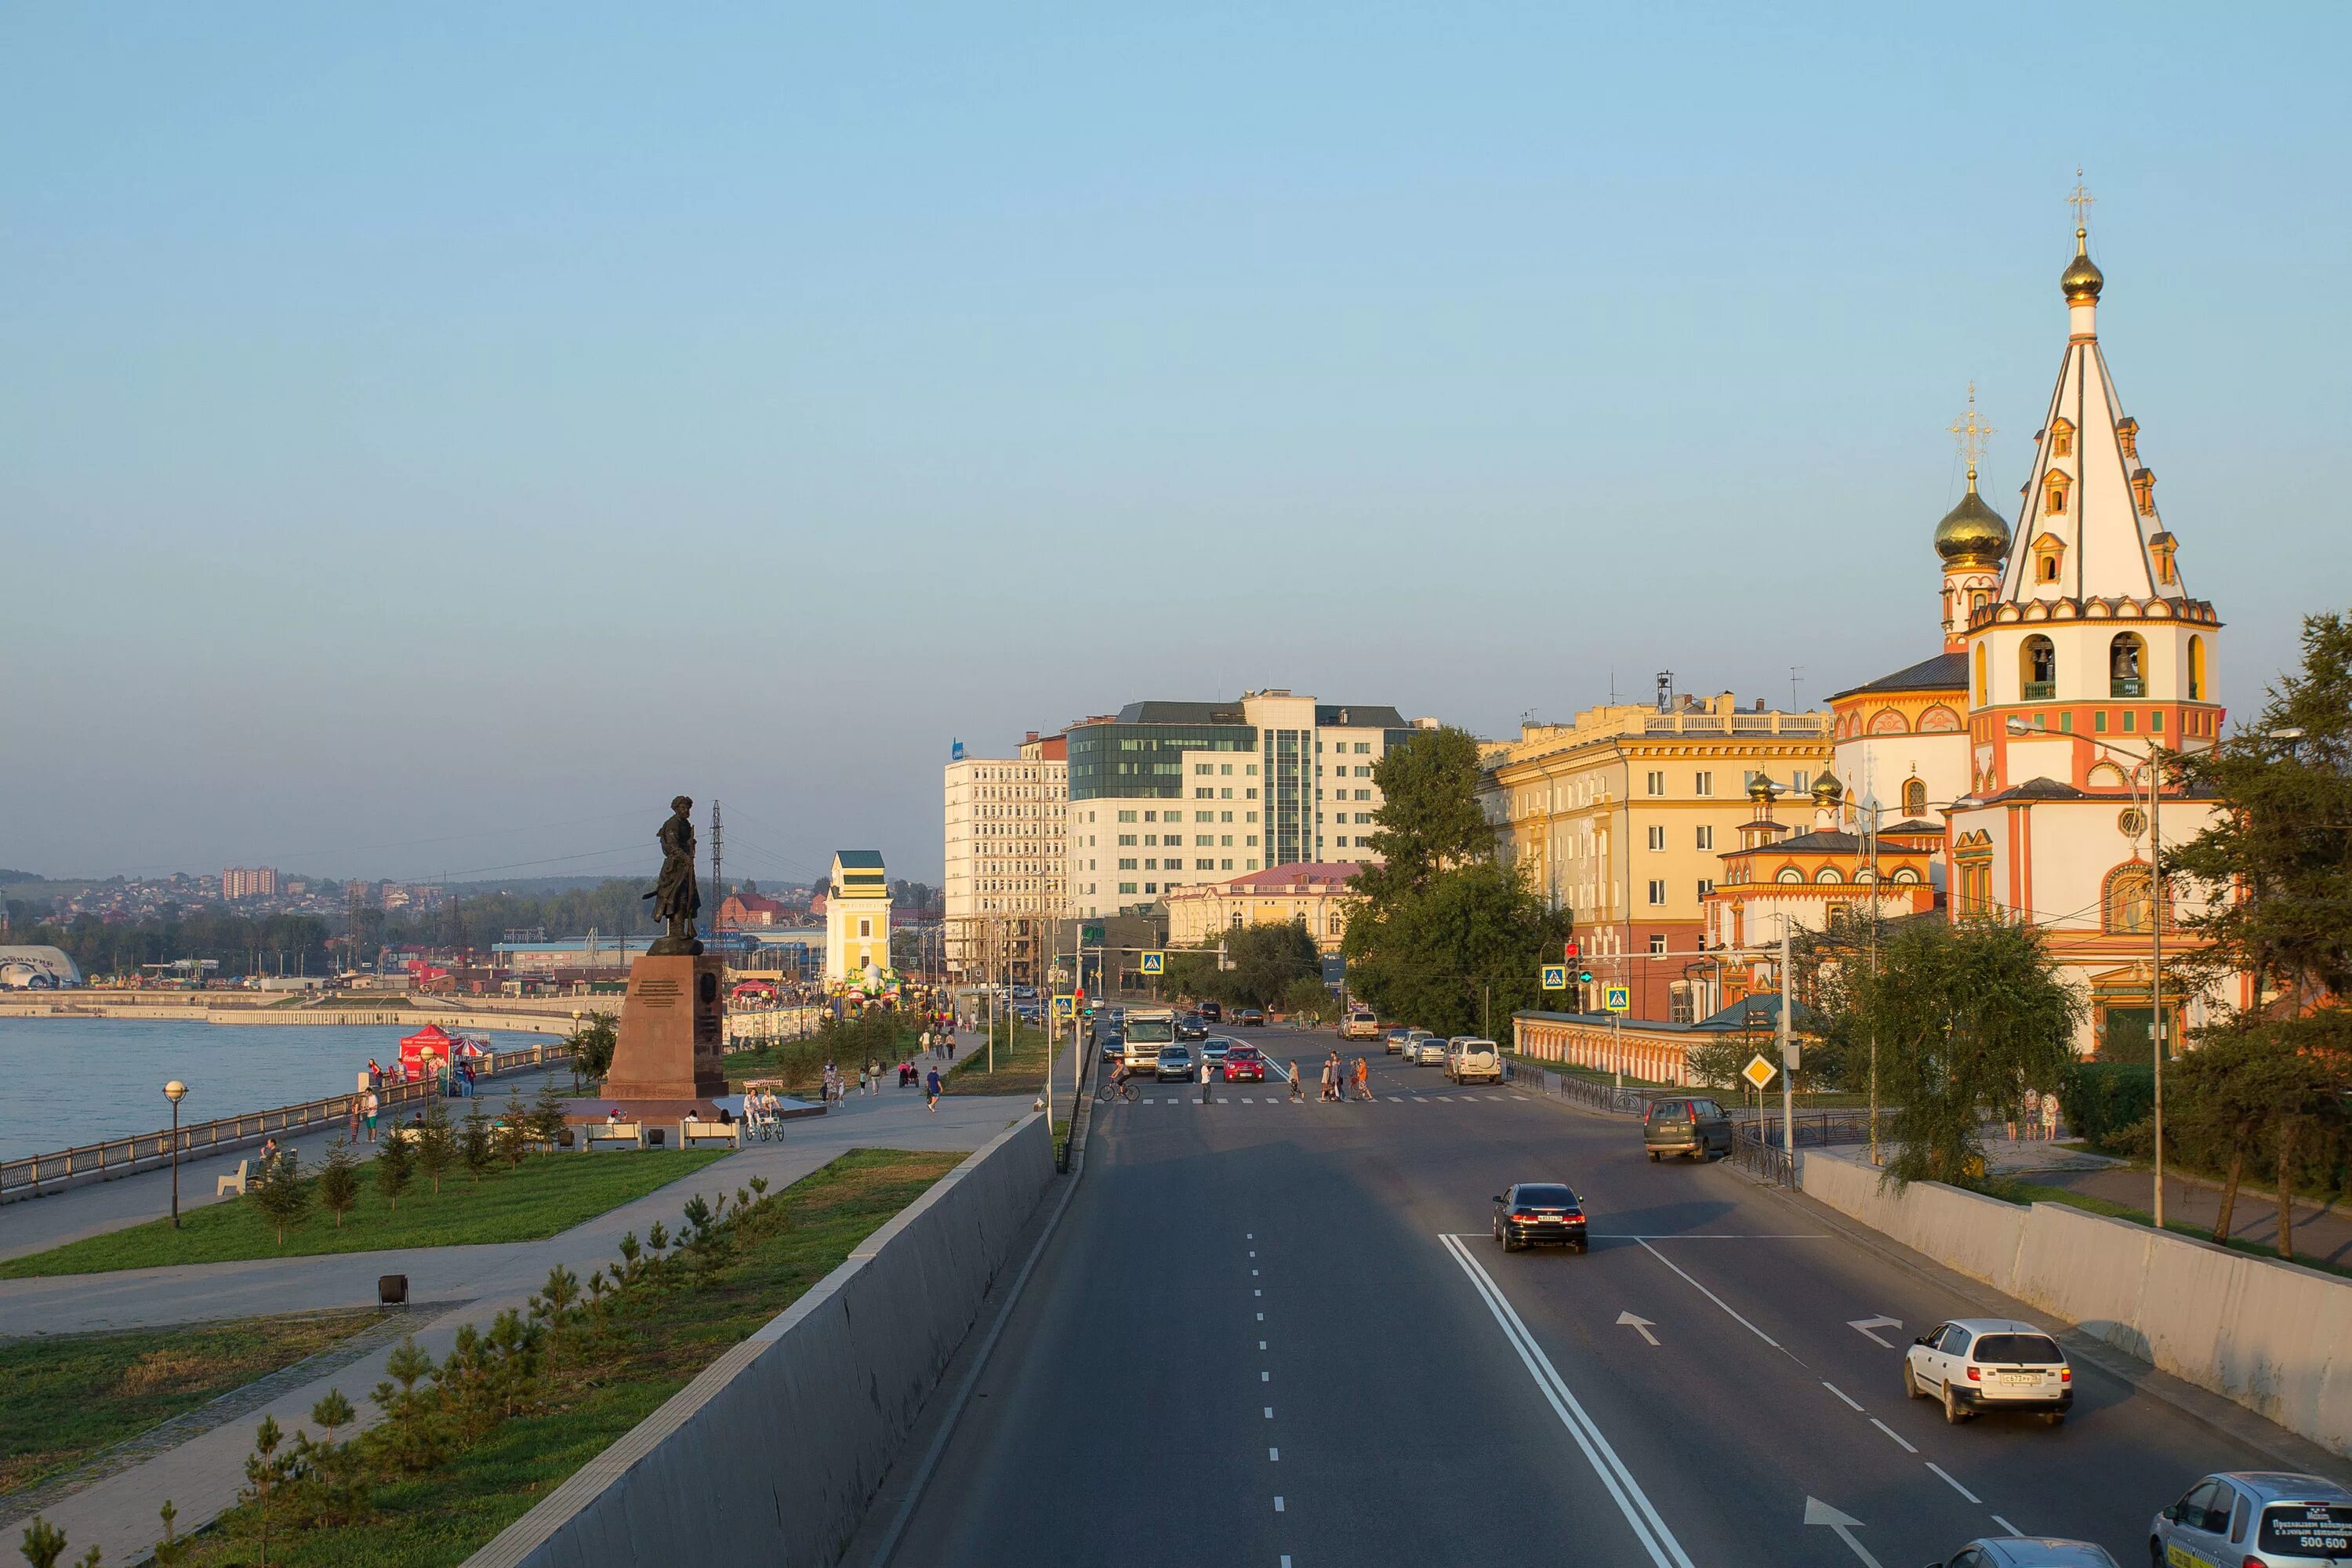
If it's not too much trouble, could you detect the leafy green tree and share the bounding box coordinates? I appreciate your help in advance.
[1279,975,1332,1023]
[1355,726,1493,896]
[416,1094,456,1196]
[373,1125,414,1212]
[1812,917,2082,1188]
[249,1149,312,1246]
[315,1138,361,1227]
[1345,858,1569,1040]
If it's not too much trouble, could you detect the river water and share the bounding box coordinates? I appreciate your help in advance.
[0,1018,556,1162]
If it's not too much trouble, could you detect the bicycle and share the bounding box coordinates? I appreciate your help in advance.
[1100,1073,1137,1104]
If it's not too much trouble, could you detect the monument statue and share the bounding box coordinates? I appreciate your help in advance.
[644,795,703,955]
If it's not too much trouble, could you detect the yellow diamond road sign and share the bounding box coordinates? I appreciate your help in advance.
[1742,1054,1778,1091]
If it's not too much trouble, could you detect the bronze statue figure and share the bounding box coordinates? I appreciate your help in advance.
[644,795,703,954]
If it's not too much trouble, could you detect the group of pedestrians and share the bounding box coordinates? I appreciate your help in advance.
[919,1028,957,1065]
[2006,1087,2064,1142]
[346,1087,382,1142]
[1312,1051,1371,1102]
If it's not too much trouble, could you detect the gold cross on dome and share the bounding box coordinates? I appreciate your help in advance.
[2068,169,2095,233]
[1948,381,1994,481]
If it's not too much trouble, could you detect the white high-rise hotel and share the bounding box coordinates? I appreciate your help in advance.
[942,732,1067,981]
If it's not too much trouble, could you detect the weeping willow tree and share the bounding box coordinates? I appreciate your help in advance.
[1809,916,2081,1189]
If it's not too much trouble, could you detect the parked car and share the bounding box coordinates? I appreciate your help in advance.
[2149,1472,2352,1567]
[1383,1027,1415,1054]
[1176,1013,1210,1041]
[1198,1000,1222,1022]
[1154,1044,1196,1082]
[1402,1033,1443,1065]
[1098,1030,1125,1063]
[1200,1037,1232,1072]
[1902,1319,2072,1425]
[1224,1044,1265,1083]
[1642,1097,1732,1161]
[1924,1540,2117,1568]
[1490,1182,1588,1253]
[1445,1038,1502,1083]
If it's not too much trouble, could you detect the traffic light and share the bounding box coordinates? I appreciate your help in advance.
[1563,940,1580,960]
[1577,970,1593,985]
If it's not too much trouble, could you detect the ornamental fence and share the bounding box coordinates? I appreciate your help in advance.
[1,1042,572,1202]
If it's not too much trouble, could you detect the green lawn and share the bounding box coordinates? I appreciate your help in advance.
[945,1021,1058,1095]
[1984,1178,2352,1282]
[0,1150,728,1278]
[165,1149,964,1568]
[0,1311,390,1495]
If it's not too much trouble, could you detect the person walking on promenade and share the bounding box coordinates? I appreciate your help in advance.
[866,1057,880,1097]
[1287,1059,1303,1102]
[347,1094,361,1142]
[925,1066,943,1112]
[361,1088,380,1142]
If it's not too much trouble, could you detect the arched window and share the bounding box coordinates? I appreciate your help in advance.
[1776,867,1804,884]
[1974,641,1988,705]
[1903,779,1928,817]
[2103,862,2158,935]
[2110,633,2146,698]
[2187,636,2206,702]
[1890,866,1922,885]
[1814,867,1843,884]
[2020,636,2057,700]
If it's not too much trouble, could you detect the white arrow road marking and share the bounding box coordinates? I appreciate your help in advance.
[1847,1316,1903,1348]
[1804,1497,1886,1568]
[1617,1311,1660,1347]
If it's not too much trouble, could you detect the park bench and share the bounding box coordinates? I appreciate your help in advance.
[679,1118,742,1149]
[584,1122,644,1152]
[216,1159,251,1196]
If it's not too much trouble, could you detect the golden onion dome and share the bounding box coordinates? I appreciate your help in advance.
[1811,774,1845,804]
[2061,228,2103,303]
[1934,478,2012,565]
[1747,776,1778,804]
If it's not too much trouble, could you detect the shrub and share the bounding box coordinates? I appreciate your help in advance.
[251,1149,314,1246]
[315,1138,361,1226]
[416,1094,456,1196]
[2059,1062,2154,1153]
[460,1102,494,1182]
[373,1127,414,1212]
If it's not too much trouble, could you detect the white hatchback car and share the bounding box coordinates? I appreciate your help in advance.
[1902,1319,2071,1425]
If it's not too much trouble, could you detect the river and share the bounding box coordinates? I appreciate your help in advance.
[0,1018,557,1162]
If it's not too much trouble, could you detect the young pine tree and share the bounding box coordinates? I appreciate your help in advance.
[373,1125,415,1213]
[250,1148,314,1247]
[531,1075,569,1148]
[240,1414,288,1568]
[315,1138,361,1227]
[460,1102,494,1183]
[416,1094,456,1196]
[495,1086,532,1171]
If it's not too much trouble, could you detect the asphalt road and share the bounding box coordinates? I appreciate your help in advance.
[882,1024,2317,1567]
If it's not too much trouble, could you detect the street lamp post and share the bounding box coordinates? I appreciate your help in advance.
[163,1080,189,1227]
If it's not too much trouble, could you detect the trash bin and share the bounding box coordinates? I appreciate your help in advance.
[379,1273,409,1306]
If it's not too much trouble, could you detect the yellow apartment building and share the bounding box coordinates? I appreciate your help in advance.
[1479,693,1831,1019]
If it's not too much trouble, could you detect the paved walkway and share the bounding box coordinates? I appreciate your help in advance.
[4,1088,1027,1567]
[2026,1160,2352,1267]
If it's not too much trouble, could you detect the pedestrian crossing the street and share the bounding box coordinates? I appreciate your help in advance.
[1115,1092,1526,1106]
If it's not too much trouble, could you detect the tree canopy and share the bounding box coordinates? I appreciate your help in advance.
[1160,919,1323,1011]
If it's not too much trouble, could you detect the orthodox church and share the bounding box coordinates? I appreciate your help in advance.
[1711,201,2239,1058]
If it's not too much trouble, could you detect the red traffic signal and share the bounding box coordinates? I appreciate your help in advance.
[1563,940,1580,960]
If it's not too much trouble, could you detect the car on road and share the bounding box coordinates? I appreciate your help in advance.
[1098,1030,1125,1063]
[1642,1097,1732,1161]
[1902,1319,2072,1425]
[1400,1033,1443,1065]
[1924,1539,2117,1567]
[1197,1000,1222,1022]
[1445,1038,1501,1083]
[1383,1027,1415,1054]
[1490,1182,1587,1252]
[1236,1008,1265,1027]
[1339,1004,1382,1041]
[1154,1044,1196,1082]
[1200,1036,1232,1072]
[1175,1013,1210,1041]
[1224,1044,1265,1083]
[2149,1471,2352,1568]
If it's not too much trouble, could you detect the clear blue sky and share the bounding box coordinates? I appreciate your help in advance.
[4,4,2346,887]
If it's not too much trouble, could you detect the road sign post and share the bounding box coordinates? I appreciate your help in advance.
[1741,1054,1777,1091]
[1139,951,1163,976]
[1603,985,1630,1014]
[1541,964,1568,992]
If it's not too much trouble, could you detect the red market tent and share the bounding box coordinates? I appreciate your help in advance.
[399,1023,455,1082]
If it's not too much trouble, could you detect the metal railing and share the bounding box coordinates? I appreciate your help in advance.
[1506,1062,1659,1117]
[1,1042,572,1200]
[1728,1108,1875,1149]
[1730,1120,1798,1187]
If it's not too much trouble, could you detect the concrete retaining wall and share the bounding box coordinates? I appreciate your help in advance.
[1799,1148,2352,1457]
[464,1111,1056,1568]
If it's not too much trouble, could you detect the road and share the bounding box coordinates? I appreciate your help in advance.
[876,1024,2328,1567]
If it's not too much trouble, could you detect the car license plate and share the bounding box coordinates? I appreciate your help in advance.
[2001,1374,2038,1386]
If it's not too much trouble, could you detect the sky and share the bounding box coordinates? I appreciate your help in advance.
[4,4,2347,888]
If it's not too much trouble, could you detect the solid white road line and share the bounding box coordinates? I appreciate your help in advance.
[1868,1417,1916,1454]
[1926,1463,1980,1504]
[1439,1233,1697,1568]
[1822,1382,1864,1412]
[1636,1240,1785,1352]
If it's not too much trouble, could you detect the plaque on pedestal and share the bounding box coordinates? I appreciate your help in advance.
[598,953,728,1103]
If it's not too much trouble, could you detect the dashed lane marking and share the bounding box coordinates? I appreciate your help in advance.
[1926,1463,1980,1504]
[1823,1382,1864,1412]
[1869,1417,1916,1454]
[1991,1516,2022,1537]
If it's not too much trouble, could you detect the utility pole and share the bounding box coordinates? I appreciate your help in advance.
[2148,741,2166,1229]
[1779,920,1795,1174]
[1867,799,1882,1167]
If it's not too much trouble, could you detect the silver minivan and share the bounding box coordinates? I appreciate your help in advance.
[2149,1472,2352,1567]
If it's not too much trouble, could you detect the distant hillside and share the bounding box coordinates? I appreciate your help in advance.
[439,874,641,898]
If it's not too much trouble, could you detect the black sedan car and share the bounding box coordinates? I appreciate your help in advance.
[1491,1183,1588,1253]
[1175,1013,1210,1041]
[1098,1030,1125,1063]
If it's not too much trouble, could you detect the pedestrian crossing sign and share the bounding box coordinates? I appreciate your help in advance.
[1604,985,1631,1014]
[1053,994,1075,1018]
[1140,951,1164,975]
[1742,1054,1777,1091]
[1541,964,1569,991]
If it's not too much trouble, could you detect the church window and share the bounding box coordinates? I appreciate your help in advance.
[2020,636,2057,701]
[2122,710,2136,733]
[2115,416,2139,461]
[2045,472,2071,516]
[1903,779,1928,817]
[2110,633,2147,698]
[1777,867,1803,884]
[2103,862,2160,935]
[2150,710,2163,733]
[1974,642,1988,705]
[1814,867,1842,884]
[2187,636,2206,702]
[2050,417,2076,457]
[1891,867,1921,885]
[2094,710,2108,733]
